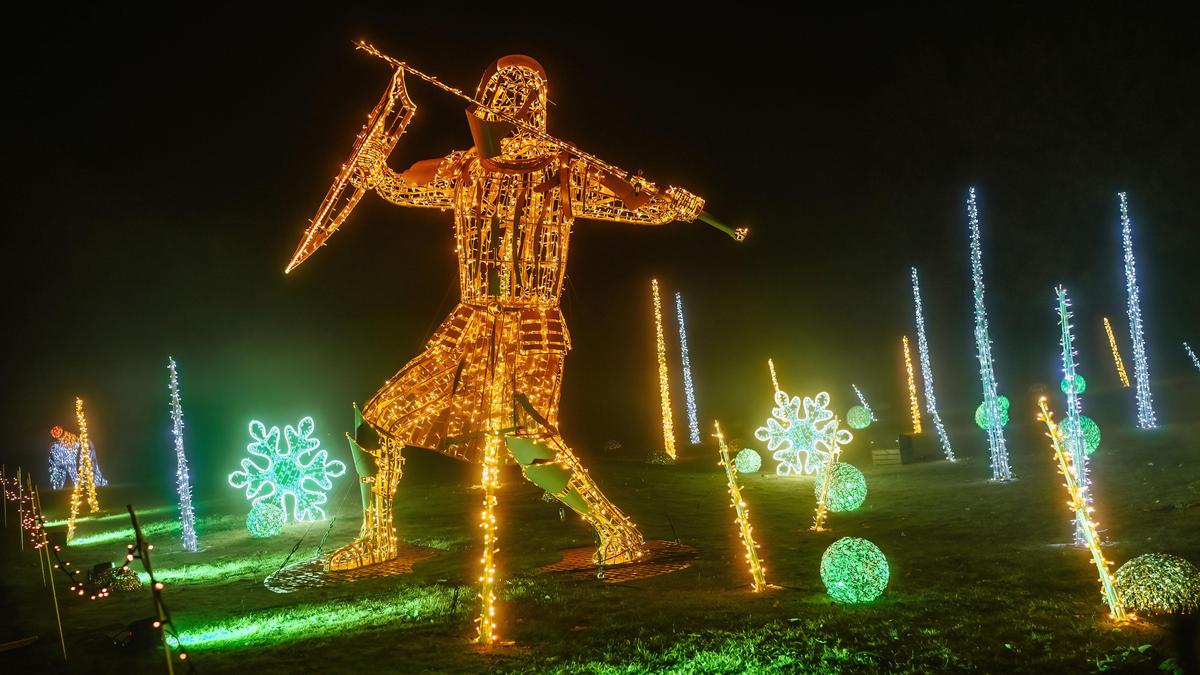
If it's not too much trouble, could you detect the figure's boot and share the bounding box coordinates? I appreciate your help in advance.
[505,435,646,565]
[327,405,404,571]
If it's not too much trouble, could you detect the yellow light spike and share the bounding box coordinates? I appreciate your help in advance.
[1037,398,1130,622]
[903,336,922,434]
[652,279,676,459]
[475,433,501,645]
[714,420,766,591]
[810,415,849,533]
[767,358,780,394]
[1103,317,1131,388]
[73,398,100,513]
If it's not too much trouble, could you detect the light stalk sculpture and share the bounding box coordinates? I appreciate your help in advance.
[714,420,766,591]
[811,417,851,532]
[674,291,701,445]
[910,268,954,460]
[1055,287,1091,543]
[1037,399,1129,622]
[67,397,100,540]
[652,279,677,459]
[850,384,875,422]
[1185,342,1199,373]
[768,358,780,394]
[1119,193,1157,429]
[967,187,1013,481]
[902,336,922,434]
[168,358,199,552]
[1103,317,1131,388]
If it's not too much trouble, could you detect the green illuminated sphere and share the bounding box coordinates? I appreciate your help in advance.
[974,395,1011,429]
[820,537,889,604]
[814,463,867,512]
[246,501,285,538]
[1079,415,1101,455]
[734,448,762,474]
[846,406,872,430]
[1114,553,1200,615]
[1060,374,1087,394]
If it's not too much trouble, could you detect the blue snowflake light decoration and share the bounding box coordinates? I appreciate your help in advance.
[228,416,346,522]
[755,391,853,476]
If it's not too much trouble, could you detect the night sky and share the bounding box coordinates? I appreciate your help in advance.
[5,5,1198,498]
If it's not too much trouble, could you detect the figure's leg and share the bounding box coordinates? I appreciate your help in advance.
[327,406,404,571]
[506,435,646,565]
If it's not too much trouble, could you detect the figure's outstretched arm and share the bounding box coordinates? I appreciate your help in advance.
[571,159,705,225]
[352,148,471,209]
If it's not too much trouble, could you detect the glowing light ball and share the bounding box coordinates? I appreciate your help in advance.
[246,501,285,538]
[1114,553,1200,615]
[974,395,1010,429]
[820,537,889,604]
[1079,415,1101,455]
[846,406,872,430]
[1060,374,1087,395]
[813,463,867,512]
[734,448,762,474]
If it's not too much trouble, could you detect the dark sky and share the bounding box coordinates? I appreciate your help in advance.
[5,4,1198,496]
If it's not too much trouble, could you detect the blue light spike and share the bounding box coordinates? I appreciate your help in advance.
[967,188,1013,481]
[850,384,875,422]
[1185,342,1200,372]
[910,268,955,461]
[1054,286,1091,544]
[168,357,199,552]
[674,291,701,445]
[1119,193,1157,429]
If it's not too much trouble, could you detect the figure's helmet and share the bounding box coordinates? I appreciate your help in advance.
[474,55,548,131]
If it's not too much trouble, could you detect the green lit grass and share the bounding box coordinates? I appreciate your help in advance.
[44,504,176,528]
[138,550,295,585]
[67,514,241,547]
[172,585,466,650]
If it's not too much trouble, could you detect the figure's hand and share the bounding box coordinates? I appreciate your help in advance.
[665,186,705,222]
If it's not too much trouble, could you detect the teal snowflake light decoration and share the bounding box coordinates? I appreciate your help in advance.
[846,406,872,430]
[228,417,346,522]
[246,501,285,538]
[755,391,853,476]
[974,395,1011,430]
[1060,374,1087,395]
[814,463,867,512]
[1115,553,1200,615]
[734,448,762,474]
[1079,415,1101,455]
[820,537,889,604]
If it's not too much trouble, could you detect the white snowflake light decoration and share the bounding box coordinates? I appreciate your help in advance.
[755,391,853,476]
[228,416,346,522]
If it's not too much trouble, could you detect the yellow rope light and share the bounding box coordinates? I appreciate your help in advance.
[767,358,780,394]
[1036,398,1130,623]
[652,279,676,459]
[810,416,850,533]
[714,420,765,591]
[475,434,501,644]
[903,336,922,434]
[1103,317,1131,388]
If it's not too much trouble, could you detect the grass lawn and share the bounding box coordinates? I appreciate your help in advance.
[2,408,1198,673]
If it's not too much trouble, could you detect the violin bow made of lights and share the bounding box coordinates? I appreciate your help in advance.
[285,41,745,273]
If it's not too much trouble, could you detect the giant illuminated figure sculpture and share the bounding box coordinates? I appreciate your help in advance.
[285,43,740,643]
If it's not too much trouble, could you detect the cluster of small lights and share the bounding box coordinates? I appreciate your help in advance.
[476,435,501,644]
[1114,553,1200,616]
[246,501,285,538]
[228,417,346,523]
[1036,398,1129,622]
[1185,342,1200,373]
[651,280,676,459]
[674,292,701,445]
[846,406,873,430]
[974,395,1011,429]
[168,358,199,552]
[967,187,1014,481]
[1055,286,1092,544]
[768,358,781,394]
[813,462,867,513]
[1080,415,1102,455]
[714,421,766,591]
[911,268,954,460]
[1103,317,1131,387]
[820,537,889,604]
[734,448,762,474]
[48,425,107,491]
[1119,193,1157,429]
[850,384,875,422]
[902,336,922,434]
[67,397,101,541]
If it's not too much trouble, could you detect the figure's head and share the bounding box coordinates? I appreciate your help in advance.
[474,55,548,132]
[50,425,63,439]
